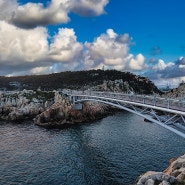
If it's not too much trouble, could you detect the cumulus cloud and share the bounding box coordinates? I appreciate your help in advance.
[71,0,109,16]
[128,54,146,70]
[84,29,129,68]
[11,0,71,28]
[152,59,173,71]
[0,21,49,75]
[0,0,18,22]
[0,23,150,76]
[49,28,83,62]
[0,21,84,76]
[145,57,185,83]
[2,0,184,87]
[0,0,108,28]
[84,29,146,71]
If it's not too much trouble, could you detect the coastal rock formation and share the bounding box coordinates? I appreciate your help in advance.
[0,90,53,121]
[34,91,74,128]
[34,91,112,128]
[136,154,185,185]
[0,89,113,126]
[164,154,185,184]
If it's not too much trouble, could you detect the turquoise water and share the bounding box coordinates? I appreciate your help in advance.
[0,111,185,185]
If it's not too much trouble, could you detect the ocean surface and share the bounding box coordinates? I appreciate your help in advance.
[0,111,185,185]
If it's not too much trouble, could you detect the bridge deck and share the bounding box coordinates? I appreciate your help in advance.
[68,90,185,112]
[64,90,185,139]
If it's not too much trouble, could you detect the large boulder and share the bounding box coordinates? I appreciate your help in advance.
[136,154,185,185]
[164,154,185,184]
[137,171,176,185]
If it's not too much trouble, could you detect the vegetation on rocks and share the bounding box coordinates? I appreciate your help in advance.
[0,69,161,95]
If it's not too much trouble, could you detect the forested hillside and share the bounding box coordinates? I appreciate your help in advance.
[0,69,161,94]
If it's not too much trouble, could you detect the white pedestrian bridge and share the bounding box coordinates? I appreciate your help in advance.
[64,90,185,139]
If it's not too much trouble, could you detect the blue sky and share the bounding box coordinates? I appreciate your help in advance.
[0,0,185,87]
[63,0,185,60]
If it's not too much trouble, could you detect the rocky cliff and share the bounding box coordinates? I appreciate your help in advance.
[0,89,54,122]
[136,154,185,185]
[34,91,112,128]
[0,90,113,127]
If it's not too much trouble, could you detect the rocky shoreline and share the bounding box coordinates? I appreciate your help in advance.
[136,154,185,185]
[0,89,115,128]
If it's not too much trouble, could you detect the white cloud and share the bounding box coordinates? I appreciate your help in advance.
[11,0,70,28]
[84,29,146,71]
[49,28,83,62]
[2,0,185,87]
[153,78,181,88]
[71,0,109,16]
[128,54,146,71]
[31,66,52,75]
[0,21,48,64]
[1,5,185,86]
[0,0,18,22]
[0,24,149,76]
[145,57,185,86]
[85,29,129,67]
[152,59,170,71]
[0,21,84,75]
[0,0,108,28]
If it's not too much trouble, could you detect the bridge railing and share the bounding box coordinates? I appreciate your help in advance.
[64,90,185,112]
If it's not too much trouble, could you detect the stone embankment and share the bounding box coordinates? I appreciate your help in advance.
[0,90,112,127]
[136,154,185,185]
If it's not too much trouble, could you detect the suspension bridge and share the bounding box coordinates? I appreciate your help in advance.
[64,90,185,138]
